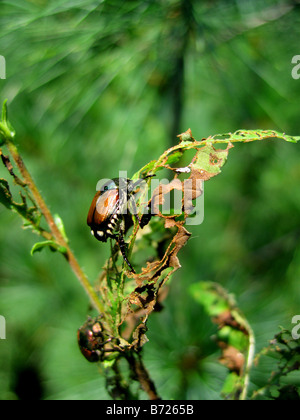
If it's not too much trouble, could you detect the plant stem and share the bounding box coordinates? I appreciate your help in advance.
[6,141,105,314]
[240,324,256,401]
[128,351,161,400]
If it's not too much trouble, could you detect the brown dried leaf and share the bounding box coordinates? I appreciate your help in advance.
[212,310,250,336]
[218,343,245,375]
[122,222,191,347]
[151,178,183,217]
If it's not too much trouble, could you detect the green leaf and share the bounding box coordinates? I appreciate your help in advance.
[1,99,7,123]
[191,142,232,178]
[210,129,300,144]
[132,160,158,180]
[165,150,183,166]
[252,329,300,400]
[189,281,230,316]
[221,372,242,398]
[0,100,15,144]
[31,240,67,256]
[54,213,68,243]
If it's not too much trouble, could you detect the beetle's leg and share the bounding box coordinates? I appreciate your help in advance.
[117,233,135,273]
[127,183,152,228]
[140,211,152,228]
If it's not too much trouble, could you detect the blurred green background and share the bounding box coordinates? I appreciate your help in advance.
[0,0,300,400]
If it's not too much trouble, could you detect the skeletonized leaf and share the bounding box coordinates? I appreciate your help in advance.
[190,142,233,180]
[0,178,13,209]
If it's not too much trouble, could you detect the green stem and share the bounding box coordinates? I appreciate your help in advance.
[240,323,255,401]
[6,141,105,315]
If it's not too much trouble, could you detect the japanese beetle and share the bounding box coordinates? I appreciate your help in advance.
[77,317,111,362]
[87,176,152,272]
